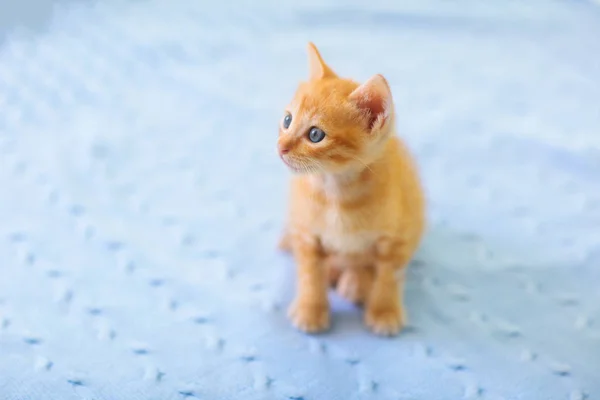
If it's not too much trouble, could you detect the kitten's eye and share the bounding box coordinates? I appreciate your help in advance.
[283,113,292,129]
[308,127,326,143]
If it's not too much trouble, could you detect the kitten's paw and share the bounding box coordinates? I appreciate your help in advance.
[288,301,330,333]
[277,233,292,252]
[365,305,405,336]
[336,269,373,305]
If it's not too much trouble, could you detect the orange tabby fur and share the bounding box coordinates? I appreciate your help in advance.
[277,42,425,336]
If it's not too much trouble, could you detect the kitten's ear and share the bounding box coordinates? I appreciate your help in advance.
[349,74,393,132]
[307,42,337,81]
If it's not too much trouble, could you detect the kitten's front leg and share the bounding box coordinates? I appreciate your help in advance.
[288,235,330,333]
[365,237,408,336]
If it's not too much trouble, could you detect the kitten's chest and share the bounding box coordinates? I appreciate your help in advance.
[316,204,378,255]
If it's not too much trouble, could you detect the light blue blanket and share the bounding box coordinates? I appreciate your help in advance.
[1,1,599,399]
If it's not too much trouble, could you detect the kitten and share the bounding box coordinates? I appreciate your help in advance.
[277,42,425,336]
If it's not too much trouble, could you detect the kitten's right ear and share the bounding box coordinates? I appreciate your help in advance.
[307,42,337,81]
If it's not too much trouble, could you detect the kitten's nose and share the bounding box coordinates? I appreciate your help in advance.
[278,143,290,155]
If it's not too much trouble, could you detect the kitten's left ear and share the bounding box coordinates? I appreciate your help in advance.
[349,74,393,132]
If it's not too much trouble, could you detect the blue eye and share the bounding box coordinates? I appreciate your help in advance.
[308,127,326,143]
[283,113,292,129]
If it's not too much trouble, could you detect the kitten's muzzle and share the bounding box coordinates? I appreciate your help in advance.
[277,142,290,155]
[279,154,300,172]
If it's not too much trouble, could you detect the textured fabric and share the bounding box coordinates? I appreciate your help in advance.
[1,0,599,399]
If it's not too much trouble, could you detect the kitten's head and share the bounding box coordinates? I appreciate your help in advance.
[277,42,395,175]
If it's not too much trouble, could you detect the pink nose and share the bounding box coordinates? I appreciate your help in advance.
[278,143,290,155]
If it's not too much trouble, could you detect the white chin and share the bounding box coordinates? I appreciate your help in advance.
[282,160,304,173]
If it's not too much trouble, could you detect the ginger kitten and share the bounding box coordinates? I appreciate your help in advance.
[277,42,425,336]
